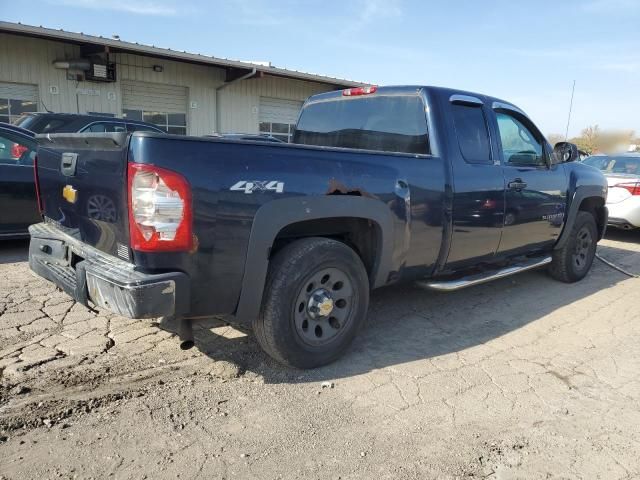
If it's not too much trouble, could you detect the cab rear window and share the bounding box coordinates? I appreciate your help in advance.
[293,95,429,155]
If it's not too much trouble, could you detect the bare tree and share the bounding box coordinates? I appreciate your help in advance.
[546,133,564,146]
[570,125,601,154]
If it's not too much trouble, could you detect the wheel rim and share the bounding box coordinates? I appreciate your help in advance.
[87,195,117,223]
[572,226,593,271]
[292,267,355,347]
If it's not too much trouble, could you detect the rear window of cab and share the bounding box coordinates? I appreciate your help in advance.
[293,94,429,155]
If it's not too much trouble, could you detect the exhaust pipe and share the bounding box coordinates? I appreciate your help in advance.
[178,318,194,350]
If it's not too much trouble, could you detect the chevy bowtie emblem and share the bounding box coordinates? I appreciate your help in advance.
[62,185,78,204]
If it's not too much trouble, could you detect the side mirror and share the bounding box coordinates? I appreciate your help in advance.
[553,142,579,163]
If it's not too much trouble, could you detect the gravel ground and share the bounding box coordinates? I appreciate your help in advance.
[0,230,639,479]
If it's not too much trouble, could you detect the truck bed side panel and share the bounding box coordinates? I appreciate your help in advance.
[128,135,446,317]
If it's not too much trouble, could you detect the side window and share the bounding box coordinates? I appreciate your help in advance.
[0,133,34,166]
[496,113,544,166]
[451,104,492,164]
[83,122,127,133]
[111,123,127,133]
[127,123,162,133]
[83,123,108,133]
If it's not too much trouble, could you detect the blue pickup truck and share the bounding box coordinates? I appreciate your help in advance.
[29,86,608,368]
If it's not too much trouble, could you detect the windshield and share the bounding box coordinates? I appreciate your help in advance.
[583,156,640,175]
[293,94,429,155]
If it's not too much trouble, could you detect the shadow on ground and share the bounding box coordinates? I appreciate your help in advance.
[161,235,639,385]
[603,227,640,244]
[0,239,29,265]
[4,231,637,385]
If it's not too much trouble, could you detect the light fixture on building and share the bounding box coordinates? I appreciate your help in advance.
[152,65,164,73]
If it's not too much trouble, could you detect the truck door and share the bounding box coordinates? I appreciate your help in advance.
[492,104,566,255]
[445,95,505,269]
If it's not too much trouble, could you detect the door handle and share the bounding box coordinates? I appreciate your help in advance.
[61,152,78,176]
[508,179,527,190]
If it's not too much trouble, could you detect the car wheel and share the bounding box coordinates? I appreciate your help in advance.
[253,237,370,369]
[549,211,598,283]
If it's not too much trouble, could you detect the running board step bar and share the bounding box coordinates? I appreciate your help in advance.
[416,256,552,292]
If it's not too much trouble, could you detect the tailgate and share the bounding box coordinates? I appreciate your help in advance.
[36,133,131,260]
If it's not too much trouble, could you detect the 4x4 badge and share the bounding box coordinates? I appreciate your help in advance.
[230,180,284,194]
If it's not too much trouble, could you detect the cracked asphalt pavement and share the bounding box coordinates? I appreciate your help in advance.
[1,230,639,479]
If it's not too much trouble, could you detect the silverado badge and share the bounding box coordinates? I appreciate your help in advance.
[62,185,78,204]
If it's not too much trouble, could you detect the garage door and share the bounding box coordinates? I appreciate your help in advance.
[259,97,303,142]
[0,82,39,124]
[121,80,188,135]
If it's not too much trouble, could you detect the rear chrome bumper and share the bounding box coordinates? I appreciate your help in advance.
[28,223,190,319]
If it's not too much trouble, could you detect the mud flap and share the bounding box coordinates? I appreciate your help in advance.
[74,260,89,307]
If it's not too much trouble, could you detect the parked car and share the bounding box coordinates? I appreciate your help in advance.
[0,114,163,238]
[0,122,40,239]
[29,86,607,368]
[582,153,640,229]
[14,112,164,134]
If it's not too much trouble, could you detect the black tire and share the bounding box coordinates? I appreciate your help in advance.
[549,211,598,283]
[253,237,370,369]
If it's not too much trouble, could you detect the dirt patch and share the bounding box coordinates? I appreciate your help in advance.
[1,232,640,479]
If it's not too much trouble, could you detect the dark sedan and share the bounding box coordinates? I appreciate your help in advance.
[14,112,164,134]
[0,122,40,238]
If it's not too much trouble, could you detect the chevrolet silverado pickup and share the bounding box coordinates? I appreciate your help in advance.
[29,86,608,368]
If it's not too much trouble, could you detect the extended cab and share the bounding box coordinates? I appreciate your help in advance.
[29,86,608,368]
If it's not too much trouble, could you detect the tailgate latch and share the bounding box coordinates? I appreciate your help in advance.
[61,152,78,176]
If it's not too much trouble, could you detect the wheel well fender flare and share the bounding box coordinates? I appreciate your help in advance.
[555,185,607,249]
[234,196,395,323]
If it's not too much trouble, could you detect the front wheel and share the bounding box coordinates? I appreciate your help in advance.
[253,237,370,369]
[549,211,598,283]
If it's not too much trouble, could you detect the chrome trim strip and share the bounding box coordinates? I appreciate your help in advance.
[449,94,483,106]
[416,256,552,291]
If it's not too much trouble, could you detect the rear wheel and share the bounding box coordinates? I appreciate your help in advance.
[549,211,598,283]
[253,237,369,369]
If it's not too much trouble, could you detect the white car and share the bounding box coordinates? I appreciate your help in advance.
[582,154,640,230]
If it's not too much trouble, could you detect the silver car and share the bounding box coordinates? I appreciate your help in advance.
[582,154,640,230]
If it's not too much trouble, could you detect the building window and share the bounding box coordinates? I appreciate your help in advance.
[0,98,38,124]
[259,122,295,143]
[122,109,187,135]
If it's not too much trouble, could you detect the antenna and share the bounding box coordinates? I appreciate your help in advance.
[564,80,576,141]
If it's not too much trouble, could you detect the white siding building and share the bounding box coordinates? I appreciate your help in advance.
[0,22,363,139]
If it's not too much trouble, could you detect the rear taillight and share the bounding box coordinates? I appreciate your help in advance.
[11,143,28,160]
[615,182,640,196]
[342,86,378,96]
[33,155,43,213]
[127,163,193,252]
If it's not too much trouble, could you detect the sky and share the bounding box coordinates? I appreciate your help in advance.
[1,0,639,137]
